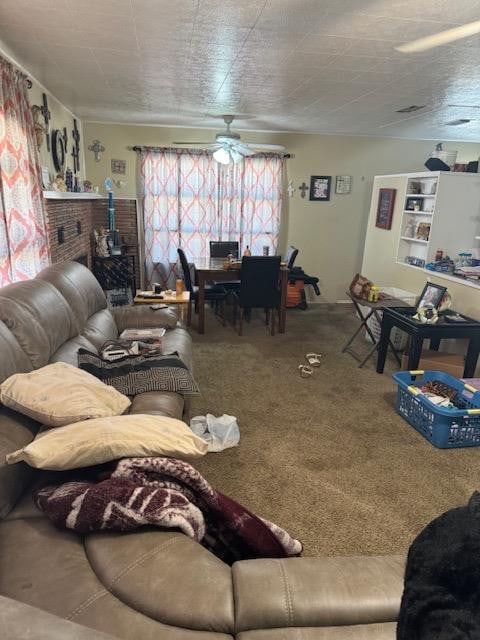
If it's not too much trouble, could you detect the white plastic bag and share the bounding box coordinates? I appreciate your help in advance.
[190,414,240,452]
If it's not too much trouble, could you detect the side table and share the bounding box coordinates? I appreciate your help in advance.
[342,292,411,368]
[376,307,480,377]
[134,290,191,324]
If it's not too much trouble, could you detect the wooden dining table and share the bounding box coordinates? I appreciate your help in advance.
[194,259,289,335]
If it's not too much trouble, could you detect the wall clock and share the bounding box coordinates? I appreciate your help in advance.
[51,129,65,173]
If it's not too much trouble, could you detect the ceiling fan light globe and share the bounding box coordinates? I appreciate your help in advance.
[213,148,230,164]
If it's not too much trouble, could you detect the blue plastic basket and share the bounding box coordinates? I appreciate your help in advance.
[392,370,480,448]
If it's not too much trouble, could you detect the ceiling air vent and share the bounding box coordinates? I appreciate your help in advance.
[396,105,426,113]
[445,118,471,126]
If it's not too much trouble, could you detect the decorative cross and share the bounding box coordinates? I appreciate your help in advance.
[62,127,68,158]
[298,182,309,198]
[71,119,80,173]
[88,139,105,162]
[40,93,51,151]
[287,180,295,197]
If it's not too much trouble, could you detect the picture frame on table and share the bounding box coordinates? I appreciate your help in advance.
[309,176,331,201]
[375,188,396,229]
[417,282,447,310]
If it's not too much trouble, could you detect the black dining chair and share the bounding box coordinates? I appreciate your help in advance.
[285,245,299,270]
[211,241,241,293]
[209,240,239,259]
[233,256,281,336]
[177,248,227,327]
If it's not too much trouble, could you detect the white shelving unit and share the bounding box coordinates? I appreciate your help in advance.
[397,174,438,269]
[395,172,480,283]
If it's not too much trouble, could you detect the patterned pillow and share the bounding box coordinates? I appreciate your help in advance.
[78,349,199,396]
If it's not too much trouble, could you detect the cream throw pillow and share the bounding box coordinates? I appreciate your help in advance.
[6,414,208,470]
[0,362,131,427]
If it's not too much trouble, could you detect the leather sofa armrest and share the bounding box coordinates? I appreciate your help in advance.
[112,305,179,333]
[232,555,405,633]
[0,594,118,639]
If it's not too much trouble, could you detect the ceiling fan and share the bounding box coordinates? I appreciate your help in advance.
[173,115,286,164]
[396,19,480,53]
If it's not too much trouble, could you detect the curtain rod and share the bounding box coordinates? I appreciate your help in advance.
[128,145,292,158]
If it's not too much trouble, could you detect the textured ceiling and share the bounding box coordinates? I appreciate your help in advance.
[1,0,480,140]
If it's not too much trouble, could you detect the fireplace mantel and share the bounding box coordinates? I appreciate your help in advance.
[43,191,104,200]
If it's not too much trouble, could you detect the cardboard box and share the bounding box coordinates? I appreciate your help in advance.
[401,349,465,377]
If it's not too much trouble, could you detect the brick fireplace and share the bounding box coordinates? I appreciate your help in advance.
[45,195,141,288]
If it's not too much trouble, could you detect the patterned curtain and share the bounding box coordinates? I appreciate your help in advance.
[0,57,50,286]
[218,155,283,256]
[141,148,283,288]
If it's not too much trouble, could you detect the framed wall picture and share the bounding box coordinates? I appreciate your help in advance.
[335,175,352,194]
[309,175,331,201]
[111,159,126,175]
[375,188,396,229]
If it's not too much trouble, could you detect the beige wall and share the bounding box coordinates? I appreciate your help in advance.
[83,121,480,302]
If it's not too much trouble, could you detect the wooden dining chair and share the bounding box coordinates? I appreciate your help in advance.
[233,256,281,336]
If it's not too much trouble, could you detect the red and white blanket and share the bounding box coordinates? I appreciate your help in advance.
[35,457,302,564]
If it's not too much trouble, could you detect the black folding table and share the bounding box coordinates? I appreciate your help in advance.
[376,306,480,377]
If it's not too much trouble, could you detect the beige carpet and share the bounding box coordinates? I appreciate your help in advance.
[189,304,480,558]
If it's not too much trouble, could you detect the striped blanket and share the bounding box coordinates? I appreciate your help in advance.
[35,457,302,564]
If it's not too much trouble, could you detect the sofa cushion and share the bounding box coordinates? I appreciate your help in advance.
[82,310,119,349]
[162,328,193,372]
[0,519,233,640]
[0,407,39,519]
[8,414,207,470]
[50,335,99,367]
[0,320,33,385]
[37,261,107,331]
[0,280,78,368]
[1,362,131,428]
[130,391,184,419]
[113,305,179,332]
[85,529,234,633]
[236,623,397,640]
[0,594,118,640]
[232,556,405,632]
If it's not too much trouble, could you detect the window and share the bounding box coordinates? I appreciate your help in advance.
[141,148,284,287]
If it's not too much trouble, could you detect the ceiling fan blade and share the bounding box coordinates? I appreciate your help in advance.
[396,20,480,53]
[245,143,286,152]
[233,143,256,156]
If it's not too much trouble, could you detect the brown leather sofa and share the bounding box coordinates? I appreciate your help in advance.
[0,262,405,639]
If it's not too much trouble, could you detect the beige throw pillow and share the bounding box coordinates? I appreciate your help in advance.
[6,414,208,470]
[0,362,131,427]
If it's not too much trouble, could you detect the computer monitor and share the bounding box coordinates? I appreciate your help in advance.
[209,241,239,259]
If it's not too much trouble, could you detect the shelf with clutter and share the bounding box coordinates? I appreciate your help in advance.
[393,172,480,288]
